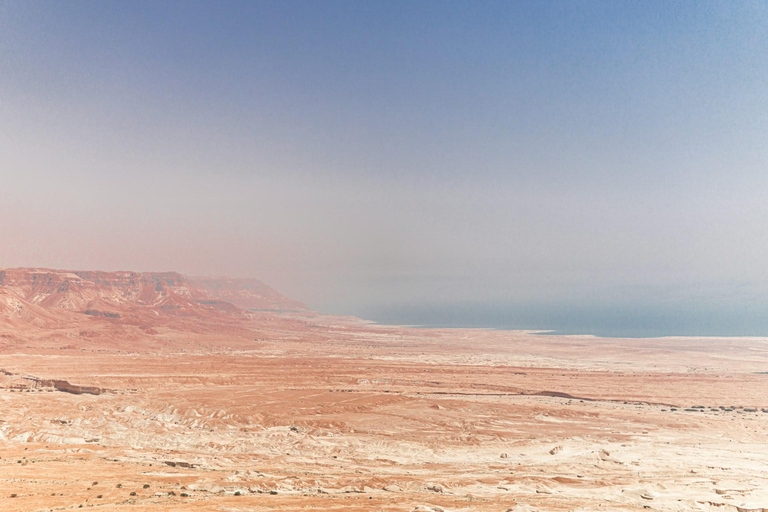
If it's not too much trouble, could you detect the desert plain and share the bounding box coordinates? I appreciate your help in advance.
[1,269,767,511]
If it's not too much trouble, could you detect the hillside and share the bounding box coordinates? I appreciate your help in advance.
[0,268,309,350]
[187,276,308,311]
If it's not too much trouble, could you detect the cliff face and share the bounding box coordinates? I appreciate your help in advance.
[187,276,308,312]
[0,269,207,317]
[0,268,306,333]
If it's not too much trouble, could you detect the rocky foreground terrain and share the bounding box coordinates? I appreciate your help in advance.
[0,268,767,511]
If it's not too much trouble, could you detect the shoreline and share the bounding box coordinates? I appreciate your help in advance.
[360,320,768,340]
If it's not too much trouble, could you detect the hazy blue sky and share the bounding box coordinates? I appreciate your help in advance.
[1,1,767,333]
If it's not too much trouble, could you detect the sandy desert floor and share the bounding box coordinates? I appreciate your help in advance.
[0,316,767,511]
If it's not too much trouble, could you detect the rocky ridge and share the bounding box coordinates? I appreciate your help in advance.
[0,268,308,349]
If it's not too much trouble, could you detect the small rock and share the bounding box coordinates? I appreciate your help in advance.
[426,483,444,493]
[505,505,538,512]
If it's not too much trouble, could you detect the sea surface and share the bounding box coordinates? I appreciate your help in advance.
[357,302,768,339]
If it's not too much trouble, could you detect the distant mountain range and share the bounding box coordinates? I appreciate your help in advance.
[0,268,309,349]
[186,275,307,312]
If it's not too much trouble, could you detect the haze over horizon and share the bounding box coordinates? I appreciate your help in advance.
[2,1,767,334]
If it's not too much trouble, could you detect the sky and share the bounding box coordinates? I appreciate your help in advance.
[1,1,768,334]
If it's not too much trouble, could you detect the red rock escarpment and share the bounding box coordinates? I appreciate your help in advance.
[0,268,306,338]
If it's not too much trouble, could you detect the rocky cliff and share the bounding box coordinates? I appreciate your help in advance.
[0,268,307,340]
[187,276,308,312]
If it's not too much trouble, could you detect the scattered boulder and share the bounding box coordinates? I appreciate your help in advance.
[505,505,538,512]
[426,483,444,493]
[598,449,618,463]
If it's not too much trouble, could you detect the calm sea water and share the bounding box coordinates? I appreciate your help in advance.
[356,302,768,338]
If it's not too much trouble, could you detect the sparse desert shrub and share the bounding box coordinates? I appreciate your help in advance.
[143,484,150,489]
[130,491,137,496]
